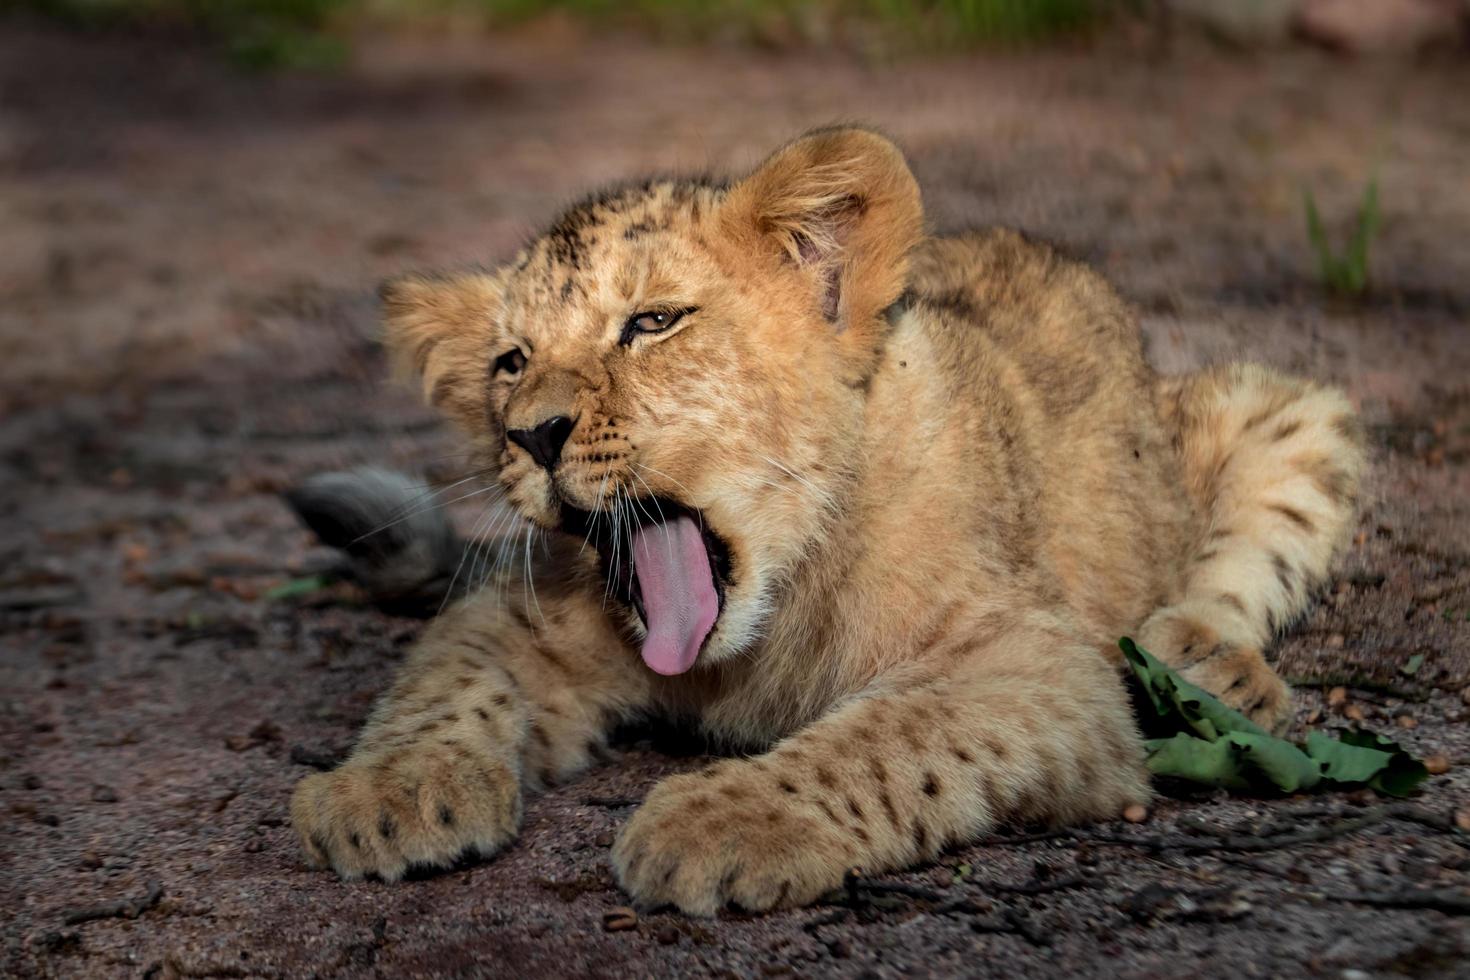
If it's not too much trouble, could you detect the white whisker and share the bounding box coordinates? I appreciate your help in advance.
[439,494,505,615]
[350,479,501,547]
[628,467,674,562]
[632,462,696,500]
[469,500,521,598]
[581,470,611,557]
[757,453,823,497]
[522,522,544,626]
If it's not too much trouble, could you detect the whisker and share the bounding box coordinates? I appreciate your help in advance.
[463,495,518,598]
[475,503,523,598]
[744,475,803,499]
[632,462,696,500]
[350,479,502,547]
[392,464,495,493]
[438,495,504,615]
[628,468,674,562]
[523,523,545,626]
[757,454,823,497]
[606,483,623,608]
[581,470,611,557]
[631,462,703,531]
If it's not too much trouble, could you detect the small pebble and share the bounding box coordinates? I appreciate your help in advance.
[1325,633,1345,649]
[602,906,638,932]
[1123,804,1149,824]
[1395,715,1418,730]
[1453,808,1470,833]
[655,924,680,946]
[1342,704,1366,722]
[1304,707,1322,725]
[1327,687,1348,707]
[91,785,119,803]
[1423,755,1451,776]
[1460,686,1470,707]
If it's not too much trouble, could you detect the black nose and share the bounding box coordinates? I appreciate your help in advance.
[507,416,574,471]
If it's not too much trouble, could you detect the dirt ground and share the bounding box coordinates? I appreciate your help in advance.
[3,17,1469,979]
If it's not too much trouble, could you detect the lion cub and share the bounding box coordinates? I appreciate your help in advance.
[290,127,1364,914]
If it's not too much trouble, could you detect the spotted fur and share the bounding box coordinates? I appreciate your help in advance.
[290,128,1364,912]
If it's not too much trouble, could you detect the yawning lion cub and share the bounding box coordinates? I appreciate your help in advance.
[289,127,1364,914]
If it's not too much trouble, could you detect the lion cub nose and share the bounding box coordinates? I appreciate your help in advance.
[507,416,574,472]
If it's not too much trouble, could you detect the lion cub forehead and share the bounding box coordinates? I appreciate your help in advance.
[507,178,727,312]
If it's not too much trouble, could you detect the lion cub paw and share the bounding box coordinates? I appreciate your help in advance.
[1136,606,1294,735]
[1178,648,1293,735]
[612,763,857,916]
[290,746,522,881]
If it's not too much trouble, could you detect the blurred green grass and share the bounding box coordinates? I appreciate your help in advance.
[19,0,1120,68]
[1304,176,1382,299]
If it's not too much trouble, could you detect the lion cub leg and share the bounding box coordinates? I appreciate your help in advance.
[613,608,1149,915]
[1145,364,1366,733]
[291,595,649,881]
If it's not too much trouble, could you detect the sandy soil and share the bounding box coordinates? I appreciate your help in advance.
[2,18,1468,979]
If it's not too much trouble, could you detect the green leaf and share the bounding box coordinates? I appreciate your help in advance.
[1306,731,1389,782]
[1145,733,1252,790]
[1334,729,1430,798]
[1121,637,1266,740]
[1229,732,1322,793]
[1122,638,1428,798]
[1144,731,1320,793]
[1399,653,1425,677]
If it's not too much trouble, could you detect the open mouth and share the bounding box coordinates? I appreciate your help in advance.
[560,497,731,676]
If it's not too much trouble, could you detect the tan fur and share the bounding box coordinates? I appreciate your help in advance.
[290,128,1365,913]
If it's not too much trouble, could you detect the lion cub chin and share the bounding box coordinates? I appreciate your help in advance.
[287,127,1364,914]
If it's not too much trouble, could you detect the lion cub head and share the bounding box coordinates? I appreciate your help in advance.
[384,127,922,674]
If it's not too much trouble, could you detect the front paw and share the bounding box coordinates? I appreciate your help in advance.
[290,744,521,881]
[611,764,857,915]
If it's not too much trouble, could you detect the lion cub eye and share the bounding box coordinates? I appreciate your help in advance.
[619,307,696,346]
[493,348,526,377]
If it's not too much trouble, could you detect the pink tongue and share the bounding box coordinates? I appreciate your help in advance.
[631,515,719,676]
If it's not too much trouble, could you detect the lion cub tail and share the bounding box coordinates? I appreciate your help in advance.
[284,467,469,615]
[1152,362,1366,651]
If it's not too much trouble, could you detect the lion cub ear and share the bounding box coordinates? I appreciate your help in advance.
[721,127,922,340]
[379,271,503,432]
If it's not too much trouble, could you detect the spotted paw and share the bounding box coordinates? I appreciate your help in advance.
[1136,606,1293,734]
[1178,647,1293,735]
[290,745,521,881]
[611,762,858,916]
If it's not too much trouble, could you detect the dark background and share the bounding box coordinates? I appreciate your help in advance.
[2,3,1469,977]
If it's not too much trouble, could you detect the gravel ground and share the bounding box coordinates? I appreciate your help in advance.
[2,19,1468,979]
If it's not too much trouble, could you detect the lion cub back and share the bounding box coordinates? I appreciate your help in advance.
[907,229,1196,643]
